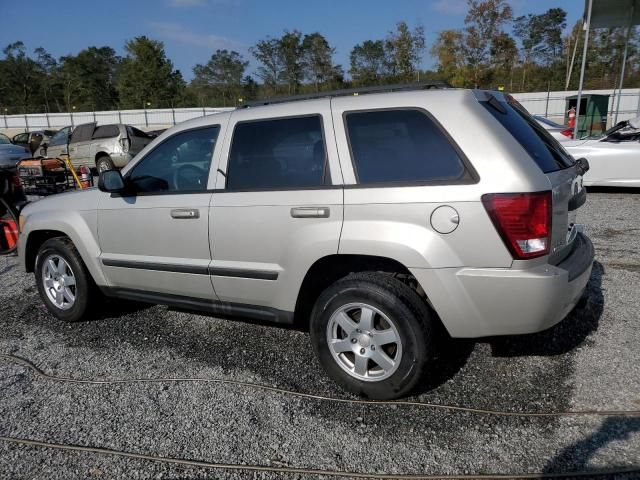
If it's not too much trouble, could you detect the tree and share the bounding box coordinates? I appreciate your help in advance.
[250,37,282,95]
[279,30,304,94]
[192,49,248,107]
[514,8,567,90]
[385,22,425,81]
[464,0,513,87]
[117,36,185,109]
[302,33,336,92]
[349,40,388,85]
[57,47,120,111]
[431,30,466,86]
[0,42,44,113]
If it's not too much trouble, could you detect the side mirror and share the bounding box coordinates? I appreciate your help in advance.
[98,170,126,193]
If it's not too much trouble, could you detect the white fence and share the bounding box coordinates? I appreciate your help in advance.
[512,88,640,124]
[1,88,639,132]
[1,107,233,132]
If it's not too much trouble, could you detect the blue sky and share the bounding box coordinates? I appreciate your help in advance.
[0,0,584,80]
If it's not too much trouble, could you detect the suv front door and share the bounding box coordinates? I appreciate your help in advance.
[97,125,222,300]
[68,123,96,167]
[210,100,344,319]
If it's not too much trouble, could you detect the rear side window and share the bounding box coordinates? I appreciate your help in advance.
[92,125,120,139]
[481,96,574,173]
[345,109,466,184]
[226,115,327,190]
[70,124,95,143]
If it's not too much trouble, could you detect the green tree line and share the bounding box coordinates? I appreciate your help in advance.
[1,0,639,115]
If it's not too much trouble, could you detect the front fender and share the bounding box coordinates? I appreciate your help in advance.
[18,191,107,286]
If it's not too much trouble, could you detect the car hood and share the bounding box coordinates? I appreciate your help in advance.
[22,187,101,217]
[0,144,30,168]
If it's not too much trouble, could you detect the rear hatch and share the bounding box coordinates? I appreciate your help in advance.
[480,93,585,264]
[126,126,153,155]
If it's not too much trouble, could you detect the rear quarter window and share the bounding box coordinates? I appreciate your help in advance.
[344,109,469,185]
[92,125,120,140]
[481,96,574,173]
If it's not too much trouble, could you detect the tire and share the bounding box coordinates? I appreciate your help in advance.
[35,237,99,322]
[310,272,434,400]
[96,156,115,173]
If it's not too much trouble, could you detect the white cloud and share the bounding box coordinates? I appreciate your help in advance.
[431,0,468,15]
[148,22,244,51]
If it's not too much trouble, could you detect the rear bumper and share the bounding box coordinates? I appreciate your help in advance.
[411,233,595,338]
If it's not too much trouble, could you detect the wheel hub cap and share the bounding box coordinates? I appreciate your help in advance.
[42,254,76,310]
[326,303,403,382]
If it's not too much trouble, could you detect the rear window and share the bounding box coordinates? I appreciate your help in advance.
[344,109,467,185]
[92,125,120,139]
[481,95,574,173]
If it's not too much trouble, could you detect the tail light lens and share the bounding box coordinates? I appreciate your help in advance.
[482,191,552,259]
[560,128,573,137]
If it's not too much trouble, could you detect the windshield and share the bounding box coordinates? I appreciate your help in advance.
[535,116,565,129]
[481,94,574,173]
[0,134,11,145]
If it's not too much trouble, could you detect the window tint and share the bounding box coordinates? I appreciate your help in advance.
[345,109,466,184]
[92,125,120,139]
[128,126,219,193]
[70,124,95,143]
[481,96,574,173]
[227,115,327,190]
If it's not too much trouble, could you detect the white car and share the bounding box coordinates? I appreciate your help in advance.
[562,116,640,187]
[534,115,573,142]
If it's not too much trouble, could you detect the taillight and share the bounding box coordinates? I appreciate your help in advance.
[560,128,573,137]
[482,191,552,260]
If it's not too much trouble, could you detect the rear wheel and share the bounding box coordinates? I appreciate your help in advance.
[310,272,434,400]
[96,155,114,173]
[35,237,99,322]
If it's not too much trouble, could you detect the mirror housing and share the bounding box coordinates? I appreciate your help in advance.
[98,169,126,193]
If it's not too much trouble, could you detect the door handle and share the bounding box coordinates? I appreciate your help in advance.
[171,208,200,219]
[290,207,330,218]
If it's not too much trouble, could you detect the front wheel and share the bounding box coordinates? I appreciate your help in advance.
[35,237,99,322]
[96,156,115,173]
[310,272,435,400]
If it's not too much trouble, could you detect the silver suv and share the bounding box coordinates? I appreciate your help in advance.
[18,84,594,399]
[44,123,153,172]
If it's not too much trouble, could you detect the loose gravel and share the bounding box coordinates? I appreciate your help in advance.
[0,189,639,479]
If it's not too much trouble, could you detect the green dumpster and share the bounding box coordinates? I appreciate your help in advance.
[565,94,609,138]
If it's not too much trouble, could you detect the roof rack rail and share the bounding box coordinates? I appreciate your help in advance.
[237,80,452,108]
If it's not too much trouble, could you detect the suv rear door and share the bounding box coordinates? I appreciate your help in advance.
[210,99,343,317]
[68,122,96,167]
[479,93,583,263]
[127,126,153,155]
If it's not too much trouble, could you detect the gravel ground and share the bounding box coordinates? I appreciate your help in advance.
[0,189,639,479]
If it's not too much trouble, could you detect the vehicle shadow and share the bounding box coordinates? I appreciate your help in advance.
[543,416,640,474]
[586,186,640,195]
[487,260,605,358]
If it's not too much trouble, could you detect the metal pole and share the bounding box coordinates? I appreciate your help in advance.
[574,0,592,139]
[566,28,580,91]
[45,111,50,128]
[613,7,634,126]
[118,110,122,124]
[545,83,550,117]
[172,108,176,125]
[636,90,640,116]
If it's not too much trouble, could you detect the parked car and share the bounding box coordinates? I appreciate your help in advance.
[534,115,573,141]
[44,123,154,172]
[0,133,31,170]
[12,130,57,155]
[18,86,594,399]
[562,115,640,187]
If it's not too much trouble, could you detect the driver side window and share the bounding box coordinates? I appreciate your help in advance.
[128,126,220,193]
